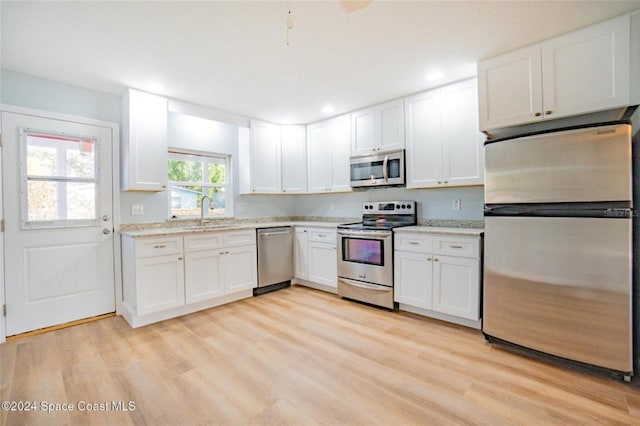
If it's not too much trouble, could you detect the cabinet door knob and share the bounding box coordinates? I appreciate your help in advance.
[534,112,542,117]
[444,181,448,184]
[178,257,183,260]
[437,181,442,184]
[427,257,432,261]
[545,110,552,115]
[434,258,439,262]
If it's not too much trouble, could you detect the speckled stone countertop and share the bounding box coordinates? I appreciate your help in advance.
[404,219,484,236]
[119,216,357,238]
[119,216,484,238]
[396,226,484,236]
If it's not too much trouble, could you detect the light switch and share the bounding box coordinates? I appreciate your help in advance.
[452,199,461,211]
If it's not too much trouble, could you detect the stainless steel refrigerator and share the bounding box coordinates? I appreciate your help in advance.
[483,122,634,377]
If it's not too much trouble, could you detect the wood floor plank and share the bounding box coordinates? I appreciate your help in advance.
[2,285,640,425]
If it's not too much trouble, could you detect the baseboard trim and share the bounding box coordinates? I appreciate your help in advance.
[5,312,116,342]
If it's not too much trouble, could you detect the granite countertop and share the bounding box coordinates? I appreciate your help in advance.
[396,226,484,236]
[119,217,484,238]
[120,220,345,238]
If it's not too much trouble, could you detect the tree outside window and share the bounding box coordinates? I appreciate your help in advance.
[167,151,231,217]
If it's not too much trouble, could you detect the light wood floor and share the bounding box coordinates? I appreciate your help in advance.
[2,285,640,425]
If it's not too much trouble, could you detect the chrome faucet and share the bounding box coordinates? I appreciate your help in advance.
[200,195,211,226]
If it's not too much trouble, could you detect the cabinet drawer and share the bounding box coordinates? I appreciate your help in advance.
[224,229,256,247]
[184,232,224,252]
[308,228,337,244]
[135,236,183,258]
[394,233,432,253]
[432,236,480,258]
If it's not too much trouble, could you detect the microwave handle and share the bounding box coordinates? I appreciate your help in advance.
[383,154,389,182]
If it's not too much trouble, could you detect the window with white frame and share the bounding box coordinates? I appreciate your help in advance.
[23,130,99,228]
[168,150,231,217]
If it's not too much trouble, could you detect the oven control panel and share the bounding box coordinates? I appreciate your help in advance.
[362,201,415,214]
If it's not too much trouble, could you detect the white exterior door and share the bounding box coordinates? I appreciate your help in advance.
[2,112,115,336]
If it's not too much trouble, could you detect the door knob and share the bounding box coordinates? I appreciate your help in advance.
[102,228,111,235]
[102,215,110,221]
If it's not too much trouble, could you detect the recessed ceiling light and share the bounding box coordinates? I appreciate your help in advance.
[425,72,444,82]
[321,106,335,114]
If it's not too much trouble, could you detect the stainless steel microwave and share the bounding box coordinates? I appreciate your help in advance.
[349,149,405,188]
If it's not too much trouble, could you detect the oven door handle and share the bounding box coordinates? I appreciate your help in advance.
[340,278,391,292]
[383,154,389,182]
[338,230,391,239]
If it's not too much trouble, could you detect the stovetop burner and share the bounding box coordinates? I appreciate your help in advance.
[338,201,417,231]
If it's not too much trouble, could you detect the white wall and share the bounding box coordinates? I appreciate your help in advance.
[1,70,484,224]
[294,186,484,221]
[1,69,121,123]
[1,70,297,224]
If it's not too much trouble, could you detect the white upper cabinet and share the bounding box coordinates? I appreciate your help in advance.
[478,14,632,131]
[307,114,352,193]
[351,107,376,154]
[405,78,484,189]
[441,79,484,187]
[328,114,352,192]
[351,100,405,156]
[405,89,442,188]
[248,120,282,193]
[281,125,308,193]
[307,121,332,192]
[122,88,168,191]
[541,16,630,119]
[477,46,542,131]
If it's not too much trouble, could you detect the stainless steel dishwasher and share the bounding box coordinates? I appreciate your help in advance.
[255,226,294,295]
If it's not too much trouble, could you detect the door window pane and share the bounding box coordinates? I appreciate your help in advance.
[67,182,96,219]
[27,181,58,221]
[24,131,98,226]
[26,133,95,178]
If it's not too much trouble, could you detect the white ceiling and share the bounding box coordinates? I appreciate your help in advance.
[2,1,640,125]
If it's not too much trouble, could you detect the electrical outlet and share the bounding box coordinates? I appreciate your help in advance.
[131,204,144,216]
[452,199,461,211]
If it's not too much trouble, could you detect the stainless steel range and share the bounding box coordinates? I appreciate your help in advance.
[337,201,416,309]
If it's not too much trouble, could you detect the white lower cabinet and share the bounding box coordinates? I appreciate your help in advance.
[136,253,185,315]
[432,255,480,320]
[394,231,482,328]
[308,242,337,287]
[224,245,258,293]
[294,227,337,290]
[394,250,432,308]
[185,250,223,303]
[294,227,309,280]
[122,229,256,327]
